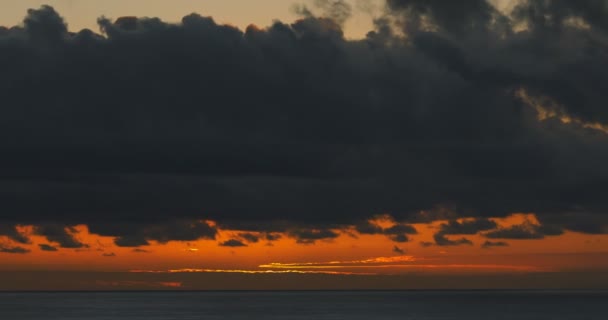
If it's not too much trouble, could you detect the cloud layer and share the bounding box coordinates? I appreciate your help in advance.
[1,1,608,245]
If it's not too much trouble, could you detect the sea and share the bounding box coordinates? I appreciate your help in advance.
[0,290,605,319]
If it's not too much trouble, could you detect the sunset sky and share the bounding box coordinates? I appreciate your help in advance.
[1,0,608,290]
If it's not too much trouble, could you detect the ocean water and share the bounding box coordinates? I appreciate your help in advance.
[0,290,605,319]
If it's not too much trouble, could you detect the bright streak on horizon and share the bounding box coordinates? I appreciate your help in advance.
[129,268,372,275]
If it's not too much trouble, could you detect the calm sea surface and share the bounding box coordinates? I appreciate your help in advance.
[0,291,605,319]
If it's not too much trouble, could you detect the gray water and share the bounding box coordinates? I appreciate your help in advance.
[0,291,605,319]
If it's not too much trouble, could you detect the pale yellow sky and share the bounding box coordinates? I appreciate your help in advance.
[0,0,384,39]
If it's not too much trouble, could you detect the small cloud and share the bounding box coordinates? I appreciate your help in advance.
[132,248,150,253]
[433,233,473,246]
[289,229,339,244]
[388,234,409,243]
[0,245,30,254]
[265,233,282,241]
[238,233,260,243]
[420,241,434,247]
[439,219,497,235]
[102,252,117,257]
[481,240,509,249]
[219,239,247,247]
[393,245,405,254]
[384,224,418,235]
[39,244,58,251]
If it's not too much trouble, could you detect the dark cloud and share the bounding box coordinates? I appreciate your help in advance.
[0,225,30,244]
[355,221,384,235]
[238,233,260,243]
[393,245,405,254]
[384,224,418,235]
[485,221,564,240]
[102,252,116,257]
[143,221,218,243]
[0,244,30,254]
[38,244,58,251]
[355,221,417,242]
[132,248,150,253]
[511,0,608,33]
[0,2,607,239]
[312,0,353,25]
[433,233,473,247]
[536,212,608,235]
[386,0,499,35]
[219,239,247,247]
[388,234,409,243]
[288,229,340,244]
[90,220,217,247]
[439,219,498,235]
[34,225,88,249]
[426,218,497,246]
[481,240,509,248]
[265,233,282,241]
[23,5,68,43]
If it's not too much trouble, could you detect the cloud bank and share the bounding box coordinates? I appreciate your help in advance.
[1,1,608,245]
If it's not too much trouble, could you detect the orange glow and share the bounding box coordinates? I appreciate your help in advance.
[1,213,608,285]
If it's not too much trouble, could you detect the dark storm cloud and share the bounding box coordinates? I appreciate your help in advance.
[384,224,418,235]
[1,1,608,240]
[355,221,417,242]
[38,244,59,251]
[511,0,608,33]
[265,233,282,241]
[91,221,218,247]
[238,233,260,243]
[34,225,88,249]
[481,240,509,248]
[0,244,30,254]
[425,219,496,246]
[386,0,499,35]
[219,239,247,247]
[296,0,353,26]
[387,234,408,243]
[288,229,340,244]
[0,225,30,244]
[354,221,384,235]
[536,212,608,235]
[433,233,473,247]
[439,219,497,235]
[484,221,563,240]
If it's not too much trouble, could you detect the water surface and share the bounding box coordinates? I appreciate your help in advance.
[0,290,605,319]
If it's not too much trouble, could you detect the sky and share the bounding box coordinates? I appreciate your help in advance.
[1,0,608,290]
[0,0,381,39]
